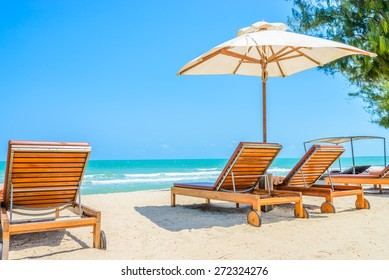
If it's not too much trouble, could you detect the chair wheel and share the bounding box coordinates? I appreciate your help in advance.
[295,207,310,219]
[321,202,336,213]
[356,198,370,209]
[247,210,262,227]
[100,230,107,250]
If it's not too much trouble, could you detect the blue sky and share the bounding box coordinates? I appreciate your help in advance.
[0,0,387,160]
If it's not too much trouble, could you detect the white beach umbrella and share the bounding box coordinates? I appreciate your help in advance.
[178,21,377,142]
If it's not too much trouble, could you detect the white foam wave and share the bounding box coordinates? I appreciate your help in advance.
[197,168,218,171]
[124,171,220,178]
[268,167,291,173]
[86,171,220,180]
[88,176,217,185]
[84,168,304,186]
[84,171,221,185]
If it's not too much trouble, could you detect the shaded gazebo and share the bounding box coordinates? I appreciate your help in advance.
[304,136,387,174]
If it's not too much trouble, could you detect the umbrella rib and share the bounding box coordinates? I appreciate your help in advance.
[255,46,268,69]
[178,48,227,75]
[268,47,302,63]
[338,47,376,56]
[220,49,263,64]
[255,46,265,61]
[233,46,254,74]
[274,53,304,62]
[268,46,322,66]
[269,46,285,77]
[292,47,322,66]
[267,46,294,62]
[233,60,243,74]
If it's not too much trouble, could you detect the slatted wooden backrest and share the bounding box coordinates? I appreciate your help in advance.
[283,145,344,187]
[3,140,91,211]
[214,142,282,191]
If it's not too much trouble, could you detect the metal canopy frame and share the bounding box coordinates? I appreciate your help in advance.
[303,136,387,174]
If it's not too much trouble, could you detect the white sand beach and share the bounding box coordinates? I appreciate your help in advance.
[5,186,389,260]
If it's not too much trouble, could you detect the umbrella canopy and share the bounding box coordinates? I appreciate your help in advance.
[178,21,377,142]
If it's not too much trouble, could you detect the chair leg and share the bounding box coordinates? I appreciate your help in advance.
[355,192,369,209]
[294,200,304,218]
[93,223,101,248]
[2,230,9,260]
[356,193,364,207]
[1,207,10,260]
[252,199,261,214]
[325,193,334,204]
[93,212,102,248]
[171,191,176,207]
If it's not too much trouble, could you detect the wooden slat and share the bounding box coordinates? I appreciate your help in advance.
[246,149,279,153]
[13,152,87,158]
[13,194,75,202]
[234,161,272,166]
[12,176,82,183]
[230,169,268,173]
[12,172,83,178]
[13,181,79,188]
[14,200,74,207]
[241,149,279,154]
[13,157,87,163]
[9,217,97,235]
[12,167,84,173]
[239,154,276,159]
[304,168,332,172]
[13,190,77,197]
[276,185,331,197]
[12,163,85,168]
[13,186,78,193]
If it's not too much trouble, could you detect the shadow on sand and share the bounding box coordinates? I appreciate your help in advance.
[9,230,90,260]
[364,188,389,196]
[134,202,324,232]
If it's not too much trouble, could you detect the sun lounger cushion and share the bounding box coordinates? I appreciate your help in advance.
[173,182,214,190]
[339,165,370,174]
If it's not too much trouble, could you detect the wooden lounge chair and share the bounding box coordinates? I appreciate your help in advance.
[275,145,370,213]
[0,140,106,260]
[171,142,309,227]
[324,165,389,194]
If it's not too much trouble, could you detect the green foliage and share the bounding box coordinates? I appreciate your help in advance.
[288,0,389,127]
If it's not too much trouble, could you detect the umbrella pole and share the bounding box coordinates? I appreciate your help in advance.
[262,68,268,143]
[262,79,267,143]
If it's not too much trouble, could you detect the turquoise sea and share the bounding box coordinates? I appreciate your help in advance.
[0,156,386,195]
